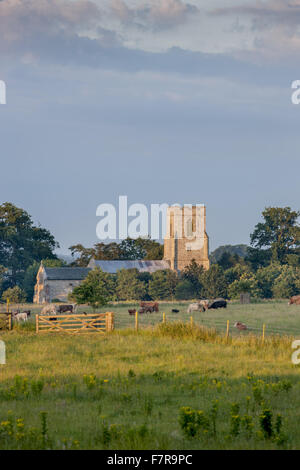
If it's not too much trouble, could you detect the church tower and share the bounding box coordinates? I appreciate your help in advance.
[163,205,210,271]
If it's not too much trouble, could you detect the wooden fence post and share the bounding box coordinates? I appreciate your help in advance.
[262,324,266,343]
[135,310,139,331]
[6,298,9,313]
[190,316,194,328]
[110,312,114,332]
[225,320,230,342]
[36,314,39,334]
[163,312,166,324]
[8,314,11,331]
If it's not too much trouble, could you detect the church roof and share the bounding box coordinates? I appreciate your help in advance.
[88,259,170,274]
[44,267,91,280]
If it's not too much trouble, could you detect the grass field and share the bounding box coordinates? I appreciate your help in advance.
[3,299,300,337]
[0,301,300,450]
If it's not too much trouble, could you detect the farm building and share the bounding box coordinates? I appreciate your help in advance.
[33,205,210,303]
[87,259,170,273]
[33,265,91,304]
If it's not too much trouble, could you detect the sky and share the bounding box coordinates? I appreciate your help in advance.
[0,0,300,255]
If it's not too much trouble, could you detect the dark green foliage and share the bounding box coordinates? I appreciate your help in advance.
[201,264,228,299]
[116,269,146,300]
[72,267,116,309]
[210,245,249,264]
[69,238,163,266]
[175,279,196,300]
[148,270,178,300]
[2,286,27,303]
[182,259,205,297]
[0,203,58,286]
[249,207,300,266]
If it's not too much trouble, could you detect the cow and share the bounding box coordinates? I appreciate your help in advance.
[208,299,227,309]
[187,301,209,313]
[234,321,247,331]
[128,309,136,315]
[140,301,159,312]
[289,295,300,306]
[144,306,155,313]
[187,303,205,314]
[14,312,28,322]
[198,300,209,311]
[57,304,77,314]
[40,304,57,316]
[172,309,180,313]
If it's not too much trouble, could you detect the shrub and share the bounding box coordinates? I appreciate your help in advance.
[2,286,27,303]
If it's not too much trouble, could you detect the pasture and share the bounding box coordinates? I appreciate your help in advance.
[5,299,299,337]
[0,300,300,449]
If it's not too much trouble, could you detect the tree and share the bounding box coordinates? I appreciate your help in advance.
[71,268,116,310]
[210,244,249,264]
[0,203,58,285]
[250,207,300,265]
[182,260,205,297]
[175,280,196,300]
[69,238,164,266]
[2,286,27,303]
[217,252,245,270]
[0,265,6,297]
[255,263,283,299]
[201,265,227,299]
[272,266,300,299]
[116,269,146,300]
[228,273,261,300]
[148,270,178,300]
[224,263,251,286]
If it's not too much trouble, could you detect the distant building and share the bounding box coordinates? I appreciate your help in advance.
[33,265,90,304]
[33,205,210,303]
[87,259,170,273]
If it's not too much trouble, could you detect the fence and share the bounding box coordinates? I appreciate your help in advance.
[116,309,300,340]
[0,314,12,331]
[36,312,114,335]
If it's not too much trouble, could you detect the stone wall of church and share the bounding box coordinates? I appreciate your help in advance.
[47,280,82,302]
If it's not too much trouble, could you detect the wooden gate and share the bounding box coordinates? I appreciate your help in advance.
[36,312,114,335]
[0,314,12,331]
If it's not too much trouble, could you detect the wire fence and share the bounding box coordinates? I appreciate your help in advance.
[113,310,300,338]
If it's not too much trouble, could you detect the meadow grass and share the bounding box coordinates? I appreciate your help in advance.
[4,299,299,337]
[0,309,300,449]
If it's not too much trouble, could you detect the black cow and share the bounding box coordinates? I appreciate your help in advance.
[208,299,227,309]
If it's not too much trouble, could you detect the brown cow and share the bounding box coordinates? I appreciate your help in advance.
[140,301,159,312]
[289,295,300,305]
[234,321,247,331]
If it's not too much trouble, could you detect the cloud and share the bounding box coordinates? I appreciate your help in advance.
[110,0,199,30]
[0,0,101,43]
[211,0,300,60]
[212,0,300,30]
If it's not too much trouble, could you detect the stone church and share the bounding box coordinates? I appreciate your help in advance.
[33,205,209,303]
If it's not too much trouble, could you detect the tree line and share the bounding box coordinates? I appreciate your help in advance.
[0,203,298,303]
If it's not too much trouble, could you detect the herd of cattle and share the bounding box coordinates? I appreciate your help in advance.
[1,295,299,327]
[128,299,227,316]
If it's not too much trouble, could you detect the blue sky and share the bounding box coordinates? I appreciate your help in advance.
[0,0,299,254]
